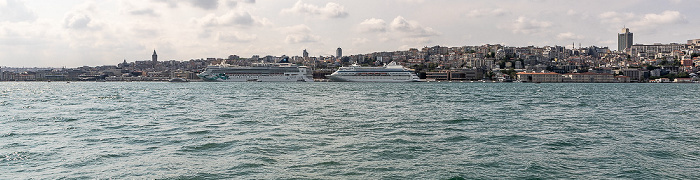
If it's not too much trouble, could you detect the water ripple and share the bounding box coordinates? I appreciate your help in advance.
[1,82,699,179]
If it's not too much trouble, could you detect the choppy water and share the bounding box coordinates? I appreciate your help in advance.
[1,82,699,179]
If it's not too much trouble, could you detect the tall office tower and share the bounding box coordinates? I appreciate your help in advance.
[618,28,633,52]
[336,47,342,58]
[303,49,309,59]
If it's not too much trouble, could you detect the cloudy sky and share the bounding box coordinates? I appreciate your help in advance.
[0,0,698,67]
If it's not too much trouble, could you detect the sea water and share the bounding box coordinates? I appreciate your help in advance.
[1,82,699,179]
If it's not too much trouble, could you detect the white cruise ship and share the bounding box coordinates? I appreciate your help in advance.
[327,61,421,82]
[197,59,312,82]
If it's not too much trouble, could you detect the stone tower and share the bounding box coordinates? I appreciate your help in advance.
[152,50,158,63]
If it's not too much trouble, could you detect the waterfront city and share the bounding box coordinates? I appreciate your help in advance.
[2,28,699,83]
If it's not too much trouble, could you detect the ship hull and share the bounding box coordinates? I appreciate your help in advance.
[201,74,312,82]
[328,75,421,82]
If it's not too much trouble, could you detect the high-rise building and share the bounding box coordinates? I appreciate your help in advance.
[618,28,633,52]
[336,47,342,58]
[152,50,158,63]
[303,49,309,59]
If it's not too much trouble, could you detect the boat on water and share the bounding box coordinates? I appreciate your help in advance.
[197,57,313,82]
[327,61,421,82]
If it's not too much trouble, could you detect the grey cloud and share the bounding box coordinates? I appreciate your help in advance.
[63,13,93,29]
[223,0,255,8]
[131,27,159,38]
[556,32,584,41]
[285,34,319,44]
[511,16,552,35]
[390,16,438,37]
[392,0,425,3]
[200,11,268,27]
[189,0,219,10]
[0,0,37,22]
[401,37,431,45]
[283,24,320,44]
[154,0,254,9]
[218,32,257,42]
[225,0,238,8]
[598,11,636,24]
[153,0,178,8]
[284,24,311,33]
[129,9,159,17]
[220,11,255,26]
[465,8,508,18]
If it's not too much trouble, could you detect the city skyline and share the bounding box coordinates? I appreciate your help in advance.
[1,0,698,67]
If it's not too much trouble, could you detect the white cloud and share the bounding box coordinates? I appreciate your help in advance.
[0,25,41,46]
[283,24,312,34]
[281,1,348,19]
[282,24,320,44]
[217,31,257,42]
[285,34,320,44]
[63,13,94,29]
[598,10,687,33]
[352,37,370,46]
[121,1,160,17]
[3,0,700,68]
[565,9,592,20]
[392,0,425,3]
[153,0,255,9]
[598,11,636,24]
[199,10,270,27]
[355,16,438,48]
[556,32,585,41]
[358,18,386,33]
[152,0,178,8]
[511,16,552,35]
[0,0,36,22]
[390,16,438,37]
[598,40,615,46]
[466,8,508,18]
[62,2,103,30]
[130,26,159,38]
[401,37,431,44]
[631,10,686,27]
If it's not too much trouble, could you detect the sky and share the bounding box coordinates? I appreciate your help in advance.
[0,0,698,67]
